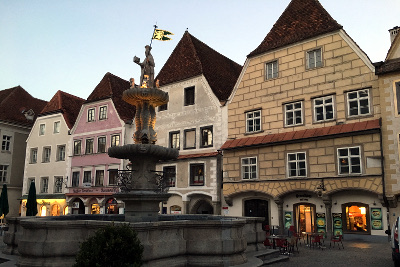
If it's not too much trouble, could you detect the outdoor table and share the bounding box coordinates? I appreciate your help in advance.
[268,235,288,249]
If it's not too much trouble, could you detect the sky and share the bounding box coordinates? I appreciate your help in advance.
[1,0,399,102]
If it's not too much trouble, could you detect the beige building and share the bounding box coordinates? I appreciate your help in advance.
[221,0,386,236]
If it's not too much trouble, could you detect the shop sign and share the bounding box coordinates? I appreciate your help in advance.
[296,194,312,198]
[332,213,343,236]
[316,213,326,235]
[284,211,293,229]
[371,208,383,230]
[71,187,119,194]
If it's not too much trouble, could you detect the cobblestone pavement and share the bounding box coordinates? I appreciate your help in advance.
[270,234,393,267]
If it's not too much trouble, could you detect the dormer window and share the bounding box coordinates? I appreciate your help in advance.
[88,108,95,122]
[265,60,278,79]
[99,106,107,120]
[306,48,322,69]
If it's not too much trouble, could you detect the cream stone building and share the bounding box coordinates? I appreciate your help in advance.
[221,0,386,236]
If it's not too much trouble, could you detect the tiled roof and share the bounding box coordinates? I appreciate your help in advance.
[156,31,242,101]
[374,58,400,75]
[0,86,47,127]
[86,72,135,122]
[248,0,342,58]
[40,90,85,129]
[177,151,219,160]
[221,119,380,150]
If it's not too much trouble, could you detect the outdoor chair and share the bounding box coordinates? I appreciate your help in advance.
[288,236,299,253]
[330,234,344,249]
[310,234,324,250]
[263,237,273,249]
[275,238,289,255]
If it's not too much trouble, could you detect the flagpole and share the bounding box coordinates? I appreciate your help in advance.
[150,25,157,48]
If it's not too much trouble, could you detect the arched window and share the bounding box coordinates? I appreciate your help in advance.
[106,198,118,214]
[51,204,60,216]
[40,206,47,216]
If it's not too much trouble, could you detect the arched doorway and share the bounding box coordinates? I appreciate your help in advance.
[244,199,269,225]
[40,206,47,216]
[294,203,316,233]
[342,202,370,234]
[51,204,60,216]
[192,200,213,214]
[72,198,85,214]
[106,198,118,214]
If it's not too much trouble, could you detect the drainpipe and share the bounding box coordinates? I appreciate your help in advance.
[216,149,223,215]
[379,118,390,232]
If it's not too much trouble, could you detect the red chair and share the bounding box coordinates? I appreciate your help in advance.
[264,237,273,249]
[330,235,344,249]
[275,238,289,254]
[310,234,324,249]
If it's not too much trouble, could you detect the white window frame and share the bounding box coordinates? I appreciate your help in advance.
[287,152,307,178]
[285,101,303,126]
[54,176,63,193]
[39,124,45,136]
[111,134,120,147]
[265,60,278,79]
[72,171,80,187]
[337,146,362,175]
[307,48,322,69]
[99,106,107,120]
[347,89,371,117]
[0,165,8,182]
[313,95,335,122]
[73,140,81,155]
[95,170,104,186]
[1,135,11,151]
[85,138,94,154]
[41,177,49,193]
[83,171,92,184]
[42,147,51,163]
[200,126,213,148]
[246,110,261,133]
[97,136,106,153]
[56,145,66,161]
[184,129,196,149]
[87,108,95,122]
[241,157,258,179]
[189,163,205,186]
[53,121,60,133]
[30,148,38,164]
[169,131,180,149]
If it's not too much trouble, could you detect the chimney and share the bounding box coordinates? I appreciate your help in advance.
[389,26,400,43]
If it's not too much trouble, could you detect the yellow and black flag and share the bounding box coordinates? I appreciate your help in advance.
[152,29,174,41]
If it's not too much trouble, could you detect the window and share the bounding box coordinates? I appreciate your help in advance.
[83,171,91,184]
[54,176,63,193]
[73,140,81,155]
[246,110,261,133]
[108,169,118,185]
[287,152,307,177]
[314,95,334,122]
[42,147,51,163]
[111,135,120,147]
[169,131,180,149]
[98,136,106,153]
[190,164,204,186]
[30,148,38,163]
[307,48,322,69]
[95,170,104,186]
[56,145,65,161]
[27,178,35,193]
[163,166,176,187]
[99,106,107,120]
[39,124,45,135]
[265,60,278,79]
[0,165,8,182]
[53,121,60,133]
[41,177,49,193]
[158,103,168,111]
[285,101,303,126]
[184,86,195,106]
[72,172,80,187]
[184,129,196,149]
[2,135,11,151]
[200,126,213,148]
[88,108,95,122]
[395,82,400,115]
[338,146,362,175]
[85,139,94,154]
[241,157,257,179]
[347,89,371,117]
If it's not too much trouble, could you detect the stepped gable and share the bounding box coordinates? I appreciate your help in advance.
[248,0,342,58]
[0,86,47,126]
[156,31,242,101]
[40,91,85,129]
[86,72,135,122]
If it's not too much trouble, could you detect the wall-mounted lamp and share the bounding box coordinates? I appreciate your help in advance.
[286,204,289,208]
[334,201,337,205]
[315,179,326,198]
[320,205,323,208]
[373,201,376,206]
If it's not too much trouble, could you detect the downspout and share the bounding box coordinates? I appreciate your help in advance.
[216,149,223,215]
[379,118,390,235]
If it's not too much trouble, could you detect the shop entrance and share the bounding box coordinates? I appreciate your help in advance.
[294,203,316,233]
[244,199,269,225]
[342,202,370,234]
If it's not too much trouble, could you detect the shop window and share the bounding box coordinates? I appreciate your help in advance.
[51,204,60,216]
[343,203,370,234]
[91,204,100,214]
[246,110,261,133]
[200,126,213,147]
[184,129,196,149]
[285,101,303,126]
[184,86,195,106]
[313,95,335,122]
[241,157,257,179]
[170,205,182,214]
[40,206,47,216]
[163,166,176,187]
[244,199,269,222]
[169,131,180,149]
[347,89,371,117]
[73,140,81,155]
[106,198,118,214]
[97,136,106,153]
[190,164,204,186]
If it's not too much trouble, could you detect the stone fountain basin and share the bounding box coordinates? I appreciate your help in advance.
[123,87,169,106]
[108,144,179,161]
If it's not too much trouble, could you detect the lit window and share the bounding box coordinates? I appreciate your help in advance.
[200,126,213,148]
[56,145,65,161]
[338,146,361,175]
[1,135,11,151]
[88,108,95,122]
[184,129,196,149]
[241,157,257,179]
[85,139,94,154]
[111,135,120,147]
[285,101,303,126]
[287,152,307,177]
[163,166,176,187]
[53,121,60,133]
[246,110,261,133]
[347,89,370,117]
[42,147,51,163]
[98,136,106,153]
[314,95,334,122]
[54,176,63,193]
[41,177,49,193]
[266,60,278,79]
[83,171,91,184]
[184,86,195,106]
[72,172,80,187]
[99,106,107,120]
[307,48,322,69]
[0,165,8,182]
[190,164,204,186]
[73,140,81,155]
[169,131,180,149]
[39,124,45,135]
[95,170,104,186]
[30,148,38,163]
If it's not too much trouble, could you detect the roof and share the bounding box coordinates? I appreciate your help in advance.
[177,151,219,160]
[248,0,342,58]
[40,90,85,129]
[374,58,400,75]
[86,72,135,121]
[156,31,242,101]
[221,119,380,150]
[0,86,47,127]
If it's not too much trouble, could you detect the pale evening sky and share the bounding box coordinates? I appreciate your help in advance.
[1,0,399,101]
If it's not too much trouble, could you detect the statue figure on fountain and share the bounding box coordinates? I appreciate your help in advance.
[133,45,155,88]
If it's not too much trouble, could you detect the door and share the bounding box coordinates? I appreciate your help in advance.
[244,199,269,225]
[294,203,316,233]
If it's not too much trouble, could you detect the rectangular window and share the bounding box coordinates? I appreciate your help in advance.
[41,177,49,193]
[111,135,120,147]
[88,108,95,122]
[347,89,371,117]
[338,146,362,175]
[285,101,303,126]
[241,157,257,179]
[39,124,45,135]
[0,165,8,182]
[42,147,51,163]
[184,86,195,106]
[287,152,307,177]
[98,136,106,153]
[246,110,261,133]
[54,176,63,193]
[108,169,118,185]
[169,131,180,149]
[163,166,176,187]
[200,126,213,148]
[95,170,104,186]
[307,48,322,69]
[1,135,11,151]
[56,145,66,161]
[265,60,278,79]
[53,121,60,133]
[72,172,80,187]
[83,171,91,184]
[313,95,334,122]
[73,140,81,155]
[184,129,196,149]
[395,82,400,115]
[27,178,35,193]
[85,139,94,154]
[190,164,204,186]
[99,106,107,120]
[158,103,168,112]
[30,148,38,163]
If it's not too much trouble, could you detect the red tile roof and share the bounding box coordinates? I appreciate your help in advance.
[248,0,342,58]
[40,90,85,129]
[221,119,380,150]
[156,31,242,101]
[177,151,219,160]
[0,86,47,127]
[375,58,400,75]
[86,72,136,122]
